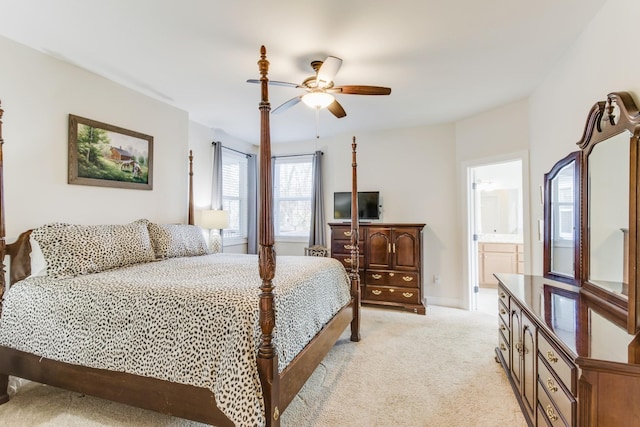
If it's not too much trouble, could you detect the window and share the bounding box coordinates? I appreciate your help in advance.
[273,155,313,238]
[222,149,248,240]
[552,162,575,242]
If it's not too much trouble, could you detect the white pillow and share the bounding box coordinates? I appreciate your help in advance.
[29,233,48,277]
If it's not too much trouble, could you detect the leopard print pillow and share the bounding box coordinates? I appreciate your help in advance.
[32,221,156,279]
[147,223,209,258]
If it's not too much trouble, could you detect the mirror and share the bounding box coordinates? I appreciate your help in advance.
[587,131,629,297]
[544,151,581,284]
[578,92,640,334]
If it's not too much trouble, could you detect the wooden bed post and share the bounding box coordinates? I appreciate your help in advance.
[188,150,194,225]
[350,137,361,342]
[256,46,280,427]
[0,100,9,404]
[0,100,5,308]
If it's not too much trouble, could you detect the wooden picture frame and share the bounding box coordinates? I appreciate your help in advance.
[68,115,153,190]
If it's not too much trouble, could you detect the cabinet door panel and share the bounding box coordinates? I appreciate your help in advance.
[522,313,537,421]
[367,228,391,269]
[392,228,420,270]
[510,307,522,388]
[482,252,517,285]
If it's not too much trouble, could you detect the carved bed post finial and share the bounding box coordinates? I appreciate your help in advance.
[350,136,361,342]
[188,150,194,225]
[255,45,280,427]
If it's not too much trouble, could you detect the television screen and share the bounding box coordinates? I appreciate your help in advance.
[334,191,380,220]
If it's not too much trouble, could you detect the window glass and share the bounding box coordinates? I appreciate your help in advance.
[273,156,313,237]
[222,150,248,239]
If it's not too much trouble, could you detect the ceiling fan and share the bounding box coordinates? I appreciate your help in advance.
[247,56,391,118]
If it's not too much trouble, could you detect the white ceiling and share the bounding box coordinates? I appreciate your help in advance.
[0,0,606,144]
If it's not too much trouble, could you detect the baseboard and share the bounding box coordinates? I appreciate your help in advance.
[424,296,464,309]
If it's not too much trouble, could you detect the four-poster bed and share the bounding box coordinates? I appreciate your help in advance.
[0,46,361,427]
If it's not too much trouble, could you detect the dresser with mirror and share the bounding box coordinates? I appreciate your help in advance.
[495,92,640,426]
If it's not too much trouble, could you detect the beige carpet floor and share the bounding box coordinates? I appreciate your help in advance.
[0,305,526,427]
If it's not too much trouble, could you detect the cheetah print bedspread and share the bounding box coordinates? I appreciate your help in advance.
[0,253,352,427]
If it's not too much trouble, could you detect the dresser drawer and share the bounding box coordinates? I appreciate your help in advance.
[333,254,365,270]
[497,328,509,368]
[538,358,575,424]
[537,404,553,427]
[498,285,509,305]
[537,382,571,426]
[331,240,364,255]
[537,331,575,394]
[498,299,509,327]
[498,315,509,342]
[365,285,420,304]
[331,226,363,241]
[482,242,519,252]
[365,270,419,288]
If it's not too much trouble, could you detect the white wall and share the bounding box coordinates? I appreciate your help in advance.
[0,35,189,239]
[454,99,530,307]
[528,0,640,275]
[188,123,257,253]
[268,123,462,306]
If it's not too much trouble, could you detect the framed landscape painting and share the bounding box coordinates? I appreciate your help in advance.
[68,115,153,190]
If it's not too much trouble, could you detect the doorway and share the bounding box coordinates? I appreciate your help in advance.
[466,157,526,313]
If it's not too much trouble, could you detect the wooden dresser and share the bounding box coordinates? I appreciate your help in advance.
[329,222,425,314]
[495,273,640,426]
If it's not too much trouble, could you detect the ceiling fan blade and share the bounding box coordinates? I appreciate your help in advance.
[331,85,392,95]
[316,56,343,88]
[272,96,302,114]
[246,79,301,88]
[327,99,347,118]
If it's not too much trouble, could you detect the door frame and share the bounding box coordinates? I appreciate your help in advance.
[460,150,530,311]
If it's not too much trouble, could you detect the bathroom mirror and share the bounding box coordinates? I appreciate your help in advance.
[578,92,640,334]
[543,151,581,285]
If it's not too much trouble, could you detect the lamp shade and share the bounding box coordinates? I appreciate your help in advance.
[200,210,229,230]
[301,91,334,109]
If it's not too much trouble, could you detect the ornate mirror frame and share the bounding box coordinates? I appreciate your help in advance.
[578,92,640,334]
[543,151,582,285]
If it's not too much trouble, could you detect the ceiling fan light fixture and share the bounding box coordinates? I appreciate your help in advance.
[301,91,334,109]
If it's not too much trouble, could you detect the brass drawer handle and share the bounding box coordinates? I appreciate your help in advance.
[546,405,558,422]
[402,292,413,298]
[402,276,413,282]
[500,309,506,315]
[546,378,558,393]
[343,231,352,237]
[547,350,559,364]
[344,258,352,264]
[371,274,382,280]
[344,244,354,250]
[515,342,523,354]
[389,289,395,293]
[371,290,382,295]
[500,324,506,331]
[389,273,395,277]
[500,343,507,351]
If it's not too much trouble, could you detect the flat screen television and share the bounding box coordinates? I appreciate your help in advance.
[334,191,380,220]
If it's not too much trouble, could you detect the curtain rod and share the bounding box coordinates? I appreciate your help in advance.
[212,141,252,158]
[272,152,323,159]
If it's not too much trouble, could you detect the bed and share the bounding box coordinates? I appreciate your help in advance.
[0,45,362,427]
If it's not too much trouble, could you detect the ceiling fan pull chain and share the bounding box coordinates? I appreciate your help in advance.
[315,107,321,141]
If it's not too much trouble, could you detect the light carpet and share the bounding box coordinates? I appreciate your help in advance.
[0,305,526,426]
